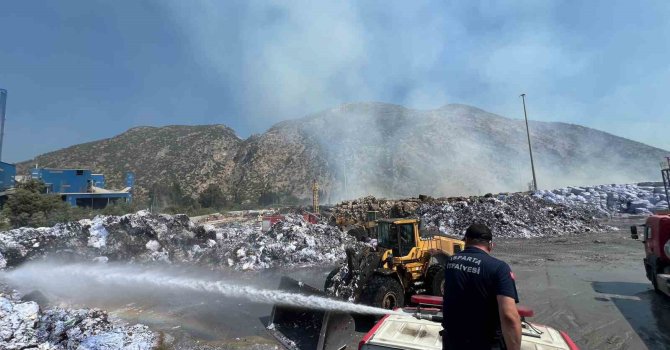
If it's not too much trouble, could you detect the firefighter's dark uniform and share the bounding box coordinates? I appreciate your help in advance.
[442,246,519,350]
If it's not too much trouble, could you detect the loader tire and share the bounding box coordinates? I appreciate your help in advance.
[652,276,661,294]
[650,265,661,294]
[360,275,404,310]
[425,265,446,296]
[647,262,662,294]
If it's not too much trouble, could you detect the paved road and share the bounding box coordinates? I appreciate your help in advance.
[496,216,670,350]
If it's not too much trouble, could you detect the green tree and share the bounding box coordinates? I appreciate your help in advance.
[148,181,200,214]
[2,182,71,228]
[169,182,186,205]
[198,184,227,209]
[258,191,279,206]
[100,202,138,216]
[17,179,47,193]
[0,179,140,228]
[3,188,44,227]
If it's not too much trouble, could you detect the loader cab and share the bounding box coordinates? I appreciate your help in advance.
[377,219,418,257]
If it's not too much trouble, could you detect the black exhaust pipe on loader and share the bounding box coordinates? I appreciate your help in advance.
[267,276,371,350]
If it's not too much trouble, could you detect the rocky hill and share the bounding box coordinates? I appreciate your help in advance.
[17,103,669,204]
[17,125,242,199]
[292,103,669,201]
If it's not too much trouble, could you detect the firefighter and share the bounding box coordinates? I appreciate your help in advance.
[441,223,522,350]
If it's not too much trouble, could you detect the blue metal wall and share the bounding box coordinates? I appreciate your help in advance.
[91,174,105,188]
[0,162,15,191]
[125,172,135,188]
[31,168,92,193]
[28,168,133,208]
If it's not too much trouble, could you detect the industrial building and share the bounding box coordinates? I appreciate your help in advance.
[0,89,7,161]
[0,161,16,191]
[30,168,134,208]
[0,89,132,209]
[0,90,14,207]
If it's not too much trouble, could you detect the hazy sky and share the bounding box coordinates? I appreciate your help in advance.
[1,1,669,162]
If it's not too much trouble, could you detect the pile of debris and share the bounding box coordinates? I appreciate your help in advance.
[324,247,381,302]
[0,211,208,269]
[330,196,427,223]
[0,291,157,350]
[332,194,606,239]
[536,183,668,215]
[0,211,355,271]
[220,214,358,270]
[332,183,668,239]
[1,182,662,271]
[419,194,606,239]
[333,184,668,223]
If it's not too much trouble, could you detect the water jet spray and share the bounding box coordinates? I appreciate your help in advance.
[1,262,401,317]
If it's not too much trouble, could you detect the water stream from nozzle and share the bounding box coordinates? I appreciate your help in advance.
[1,262,403,317]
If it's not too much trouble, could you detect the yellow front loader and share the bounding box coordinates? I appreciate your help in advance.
[325,218,464,309]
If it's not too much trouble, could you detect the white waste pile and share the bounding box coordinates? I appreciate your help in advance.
[219,214,358,270]
[0,211,203,269]
[419,194,606,239]
[0,292,157,350]
[0,211,355,271]
[535,183,668,216]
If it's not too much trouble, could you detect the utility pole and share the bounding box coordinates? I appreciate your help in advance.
[342,150,349,201]
[662,157,670,209]
[312,179,319,214]
[0,89,7,161]
[520,94,538,191]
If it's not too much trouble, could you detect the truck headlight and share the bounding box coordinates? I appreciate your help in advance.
[665,240,670,259]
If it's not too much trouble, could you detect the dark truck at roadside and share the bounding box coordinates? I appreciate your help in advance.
[631,214,670,296]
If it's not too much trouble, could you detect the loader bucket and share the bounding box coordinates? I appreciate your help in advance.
[267,276,361,350]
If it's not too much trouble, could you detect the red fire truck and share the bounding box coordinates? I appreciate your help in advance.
[631,214,670,296]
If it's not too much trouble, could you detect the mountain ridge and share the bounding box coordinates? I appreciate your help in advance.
[16,103,668,205]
